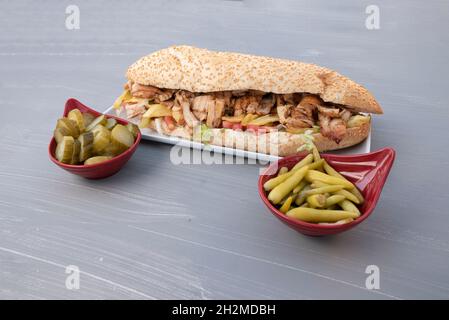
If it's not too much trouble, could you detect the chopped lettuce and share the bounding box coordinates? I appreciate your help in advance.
[297,129,316,152]
[200,124,212,144]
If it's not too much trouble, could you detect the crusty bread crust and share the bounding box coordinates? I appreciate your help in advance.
[125,109,370,156]
[179,121,370,156]
[127,45,383,114]
[275,121,371,156]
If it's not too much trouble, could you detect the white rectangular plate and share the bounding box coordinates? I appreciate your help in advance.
[105,106,371,162]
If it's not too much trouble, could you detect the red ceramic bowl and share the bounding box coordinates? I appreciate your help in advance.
[258,148,395,236]
[49,98,141,179]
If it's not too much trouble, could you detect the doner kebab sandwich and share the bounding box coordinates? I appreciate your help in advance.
[113,46,383,156]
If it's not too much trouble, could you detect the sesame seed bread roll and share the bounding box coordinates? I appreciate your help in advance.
[127,45,382,114]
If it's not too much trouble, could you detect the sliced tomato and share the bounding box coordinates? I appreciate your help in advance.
[246,124,276,135]
[222,120,243,131]
[222,120,234,129]
[232,123,243,131]
[164,116,176,129]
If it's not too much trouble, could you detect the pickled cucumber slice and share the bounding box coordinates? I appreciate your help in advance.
[70,139,81,164]
[84,156,113,165]
[54,127,70,143]
[101,143,122,157]
[139,116,151,129]
[142,104,172,118]
[55,136,75,164]
[85,115,107,132]
[68,109,85,132]
[78,132,94,162]
[248,114,280,126]
[91,124,104,136]
[56,118,80,138]
[113,90,132,109]
[105,118,117,130]
[347,115,370,128]
[92,125,111,154]
[126,123,140,139]
[111,124,134,152]
[83,112,95,127]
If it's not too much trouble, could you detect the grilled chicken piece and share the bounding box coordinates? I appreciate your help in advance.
[192,95,214,122]
[160,100,174,109]
[328,118,346,142]
[125,102,146,119]
[277,105,313,129]
[289,104,314,128]
[213,91,233,108]
[207,98,225,128]
[316,99,348,142]
[283,94,297,105]
[154,89,175,102]
[182,103,199,127]
[340,109,352,122]
[131,83,161,99]
[277,104,291,124]
[212,91,234,116]
[191,95,225,128]
[257,94,275,115]
[277,93,302,106]
[131,83,174,102]
[317,105,340,118]
[192,111,207,122]
[234,95,262,116]
[292,94,322,124]
[277,102,314,130]
[318,113,331,137]
[192,95,215,113]
[299,94,323,107]
[175,91,199,128]
[318,113,347,143]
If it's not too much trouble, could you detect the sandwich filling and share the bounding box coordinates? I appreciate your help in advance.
[114,81,370,143]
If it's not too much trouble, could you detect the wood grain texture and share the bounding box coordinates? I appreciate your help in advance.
[0,0,449,299]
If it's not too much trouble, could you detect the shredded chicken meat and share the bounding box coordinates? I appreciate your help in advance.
[316,105,348,142]
[130,83,174,102]
[277,95,320,129]
[318,113,347,143]
[125,102,146,119]
[234,95,262,116]
[175,91,199,128]
[122,81,358,142]
[207,98,225,128]
[257,94,275,115]
[192,95,214,121]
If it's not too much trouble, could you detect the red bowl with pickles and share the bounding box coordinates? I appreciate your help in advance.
[49,98,141,179]
[258,148,395,236]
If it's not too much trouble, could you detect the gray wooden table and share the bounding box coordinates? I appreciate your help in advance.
[1,0,449,299]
